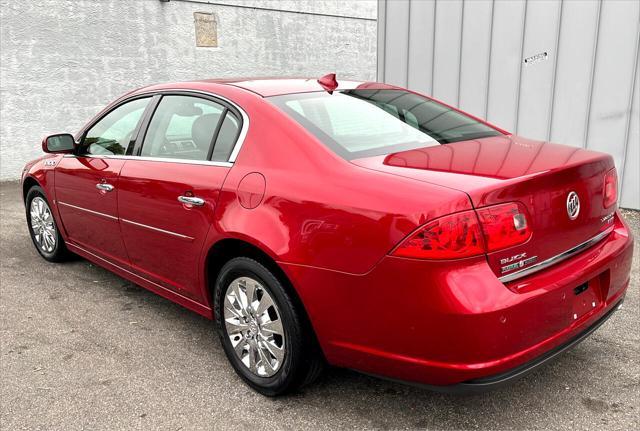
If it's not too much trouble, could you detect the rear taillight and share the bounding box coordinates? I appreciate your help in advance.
[391,210,485,259]
[475,202,532,252]
[603,168,617,208]
[391,202,531,260]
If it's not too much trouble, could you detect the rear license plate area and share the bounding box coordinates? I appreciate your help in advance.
[571,281,601,321]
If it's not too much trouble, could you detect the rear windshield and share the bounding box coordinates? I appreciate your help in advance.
[268,89,502,160]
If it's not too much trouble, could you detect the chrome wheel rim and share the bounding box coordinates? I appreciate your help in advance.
[30,197,56,253]
[223,277,285,377]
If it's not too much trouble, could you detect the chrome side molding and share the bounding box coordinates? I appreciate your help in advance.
[57,201,118,221]
[120,218,194,241]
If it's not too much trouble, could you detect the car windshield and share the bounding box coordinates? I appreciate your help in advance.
[268,89,503,160]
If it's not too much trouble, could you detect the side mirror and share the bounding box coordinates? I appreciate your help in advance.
[42,133,76,154]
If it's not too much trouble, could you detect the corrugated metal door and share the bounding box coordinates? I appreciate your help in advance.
[377,0,639,209]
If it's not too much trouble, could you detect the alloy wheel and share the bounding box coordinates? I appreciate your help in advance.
[30,197,57,253]
[223,276,286,377]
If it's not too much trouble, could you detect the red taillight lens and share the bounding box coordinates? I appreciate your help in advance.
[476,202,532,252]
[391,210,485,259]
[392,203,532,260]
[603,168,617,208]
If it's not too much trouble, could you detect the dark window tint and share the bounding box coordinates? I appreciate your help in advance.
[211,112,240,162]
[141,95,225,161]
[268,89,502,159]
[82,97,150,156]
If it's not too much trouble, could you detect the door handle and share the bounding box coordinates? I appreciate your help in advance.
[178,195,205,206]
[96,183,114,192]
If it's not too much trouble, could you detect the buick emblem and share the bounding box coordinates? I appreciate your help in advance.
[566,191,580,220]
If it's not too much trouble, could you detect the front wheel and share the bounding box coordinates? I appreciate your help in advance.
[25,185,70,262]
[214,257,323,396]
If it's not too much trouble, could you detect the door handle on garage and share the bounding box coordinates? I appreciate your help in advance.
[96,183,114,192]
[178,195,205,206]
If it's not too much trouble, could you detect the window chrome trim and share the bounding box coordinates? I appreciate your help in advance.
[62,153,233,168]
[124,88,248,163]
[499,227,614,283]
[121,218,194,241]
[56,201,118,221]
[75,88,249,164]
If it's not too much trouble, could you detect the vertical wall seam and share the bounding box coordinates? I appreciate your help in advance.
[378,0,387,82]
[618,12,640,204]
[383,0,388,82]
[484,0,495,120]
[376,0,383,81]
[584,0,603,149]
[457,0,465,107]
[514,0,528,134]
[406,0,412,87]
[547,0,564,143]
[431,0,438,95]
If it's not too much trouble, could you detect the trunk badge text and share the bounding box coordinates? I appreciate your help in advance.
[567,191,580,220]
[601,213,614,225]
[501,253,538,274]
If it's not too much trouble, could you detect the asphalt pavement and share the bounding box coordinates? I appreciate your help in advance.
[1,180,638,430]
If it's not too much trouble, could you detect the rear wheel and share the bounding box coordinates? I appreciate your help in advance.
[214,257,323,396]
[26,186,70,262]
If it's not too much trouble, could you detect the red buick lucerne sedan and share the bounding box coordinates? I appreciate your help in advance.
[22,76,633,396]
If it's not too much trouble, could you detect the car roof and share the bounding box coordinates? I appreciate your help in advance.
[136,77,399,98]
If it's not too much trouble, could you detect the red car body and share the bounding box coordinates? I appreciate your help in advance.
[22,78,634,390]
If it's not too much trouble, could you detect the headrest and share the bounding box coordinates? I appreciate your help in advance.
[191,113,221,150]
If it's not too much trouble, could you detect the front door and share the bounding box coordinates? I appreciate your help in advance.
[55,97,151,266]
[117,94,242,300]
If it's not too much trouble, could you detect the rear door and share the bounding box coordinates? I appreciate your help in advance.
[55,96,151,266]
[117,93,243,301]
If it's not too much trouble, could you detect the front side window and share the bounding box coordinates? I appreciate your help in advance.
[82,97,150,156]
[140,95,227,161]
[268,89,502,160]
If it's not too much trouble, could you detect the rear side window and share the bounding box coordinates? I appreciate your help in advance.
[268,89,502,160]
[82,97,150,156]
[211,112,240,162]
[141,95,225,161]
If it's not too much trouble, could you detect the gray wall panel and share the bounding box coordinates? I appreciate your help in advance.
[585,0,639,174]
[458,0,493,116]
[517,0,561,138]
[383,0,410,86]
[432,0,463,103]
[486,0,527,131]
[407,0,436,94]
[621,53,639,208]
[378,0,640,209]
[549,0,600,148]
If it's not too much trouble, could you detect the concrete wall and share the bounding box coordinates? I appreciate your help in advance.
[378,0,640,209]
[0,0,377,180]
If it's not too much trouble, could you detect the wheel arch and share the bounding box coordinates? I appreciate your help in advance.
[205,237,295,307]
[204,237,325,358]
[22,176,40,202]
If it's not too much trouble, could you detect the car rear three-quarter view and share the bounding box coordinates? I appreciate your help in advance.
[21,76,634,396]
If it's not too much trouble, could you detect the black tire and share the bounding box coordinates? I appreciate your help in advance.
[214,257,324,396]
[25,185,70,262]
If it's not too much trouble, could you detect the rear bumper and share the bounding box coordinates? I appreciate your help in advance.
[454,296,624,392]
[282,211,634,387]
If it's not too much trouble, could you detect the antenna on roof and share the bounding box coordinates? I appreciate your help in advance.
[317,73,338,94]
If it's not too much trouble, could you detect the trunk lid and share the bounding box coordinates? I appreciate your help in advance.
[352,135,616,280]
